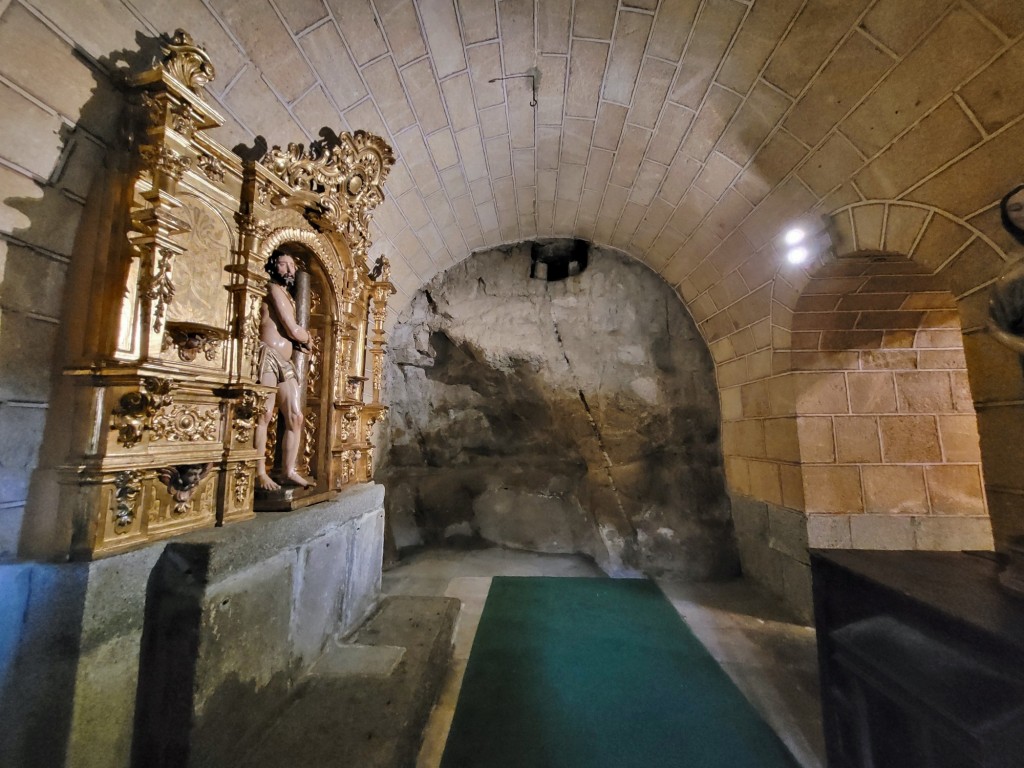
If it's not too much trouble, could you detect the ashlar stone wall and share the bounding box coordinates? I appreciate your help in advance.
[792,259,988,533]
[379,242,737,580]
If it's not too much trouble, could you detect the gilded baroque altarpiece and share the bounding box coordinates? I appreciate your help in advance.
[45,31,395,559]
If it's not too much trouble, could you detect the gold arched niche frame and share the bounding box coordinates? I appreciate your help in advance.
[253,216,379,496]
[260,226,343,314]
[257,225,352,402]
[250,130,395,500]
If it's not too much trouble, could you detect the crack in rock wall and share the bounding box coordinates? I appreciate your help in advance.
[378,242,738,579]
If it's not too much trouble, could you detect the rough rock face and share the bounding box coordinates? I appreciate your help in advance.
[378,242,737,579]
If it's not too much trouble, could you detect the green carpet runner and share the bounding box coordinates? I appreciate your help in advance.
[440,577,800,768]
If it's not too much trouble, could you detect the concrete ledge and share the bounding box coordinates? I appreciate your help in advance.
[235,595,460,768]
[183,483,385,577]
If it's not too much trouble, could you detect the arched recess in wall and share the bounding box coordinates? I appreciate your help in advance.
[378,240,736,580]
[257,218,346,494]
[772,200,1023,548]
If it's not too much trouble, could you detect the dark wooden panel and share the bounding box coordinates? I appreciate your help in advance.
[811,550,1024,768]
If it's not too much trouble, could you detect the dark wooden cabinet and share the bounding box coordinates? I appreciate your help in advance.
[810,550,1024,768]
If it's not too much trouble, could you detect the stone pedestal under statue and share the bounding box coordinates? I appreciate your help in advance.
[0,485,385,768]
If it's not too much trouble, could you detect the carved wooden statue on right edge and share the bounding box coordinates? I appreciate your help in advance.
[988,184,1024,595]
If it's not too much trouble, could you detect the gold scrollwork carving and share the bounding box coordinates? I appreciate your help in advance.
[170,103,201,139]
[236,212,271,240]
[307,332,324,396]
[139,92,165,129]
[372,286,393,315]
[197,151,226,182]
[242,294,263,377]
[339,405,359,443]
[340,449,356,485]
[372,354,384,396]
[260,130,394,258]
[160,29,216,94]
[163,322,226,362]
[257,181,271,205]
[301,411,318,476]
[345,375,365,400]
[113,470,144,532]
[233,463,252,505]
[151,404,219,443]
[157,462,214,515]
[233,389,266,444]
[340,335,355,377]
[141,247,176,333]
[366,409,385,430]
[112,378,175,449]
[139,145,192,181]
[343,281,361,309]
[265,410,279,468]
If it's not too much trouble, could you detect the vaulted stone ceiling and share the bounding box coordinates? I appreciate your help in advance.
[20,0,1022,321]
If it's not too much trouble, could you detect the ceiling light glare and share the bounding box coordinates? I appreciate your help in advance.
[783,227,805,246]
[786,246,809,265]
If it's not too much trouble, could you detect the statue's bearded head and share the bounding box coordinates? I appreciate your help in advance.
[265,250,298,288]
[1001,184,1024,246]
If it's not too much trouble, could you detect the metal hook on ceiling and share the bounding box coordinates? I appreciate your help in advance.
[488,71,538,108]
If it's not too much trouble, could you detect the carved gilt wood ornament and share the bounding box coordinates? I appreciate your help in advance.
[261,130,394,262]
[27,29,395,560]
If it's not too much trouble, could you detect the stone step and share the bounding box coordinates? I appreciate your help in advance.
[232,595,460,768]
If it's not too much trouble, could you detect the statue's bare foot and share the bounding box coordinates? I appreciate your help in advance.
[256,472,281,491]
[284,470,311,488]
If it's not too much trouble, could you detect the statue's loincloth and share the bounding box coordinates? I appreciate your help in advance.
[257,343,297,383]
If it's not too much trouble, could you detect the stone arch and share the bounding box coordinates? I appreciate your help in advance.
[823,201,1024,549]
[829,200,1008,266]
[770,200,1011,338]
[726,201,1011,612]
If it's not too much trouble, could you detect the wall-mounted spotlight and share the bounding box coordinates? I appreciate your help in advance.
[783,228,806,247]
[786,245,810,264]
[779,217,833,266]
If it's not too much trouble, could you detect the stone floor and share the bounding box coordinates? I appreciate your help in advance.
[381,546,826,768]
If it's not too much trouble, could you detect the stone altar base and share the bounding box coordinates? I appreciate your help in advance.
[0,484,386,768]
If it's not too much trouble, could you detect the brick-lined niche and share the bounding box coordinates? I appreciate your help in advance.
[791,256,991,550]
[724,254,994,619]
